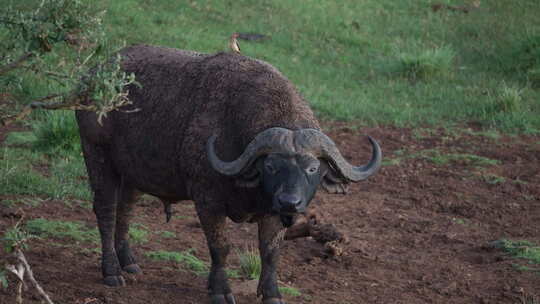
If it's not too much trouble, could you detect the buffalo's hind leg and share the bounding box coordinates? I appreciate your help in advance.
[81,139,137,286]
[115,187,142,274]
[195,203,236,304]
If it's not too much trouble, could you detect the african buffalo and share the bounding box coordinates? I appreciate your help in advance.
[76,44,381,304]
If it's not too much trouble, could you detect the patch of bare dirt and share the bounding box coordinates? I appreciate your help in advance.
[1,122,539,304]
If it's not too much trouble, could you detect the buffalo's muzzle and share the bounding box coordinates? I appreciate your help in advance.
[276,193,303,213]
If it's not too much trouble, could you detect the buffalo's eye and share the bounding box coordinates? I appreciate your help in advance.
[306,165,319,175]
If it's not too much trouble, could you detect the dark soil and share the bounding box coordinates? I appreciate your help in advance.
[1,122,539,304]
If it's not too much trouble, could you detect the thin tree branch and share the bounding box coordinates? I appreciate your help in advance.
[21,64,71,80]
[15,249,55,304]
[1,94,64,127]
[0,52,34,76]
[30,94,91,111]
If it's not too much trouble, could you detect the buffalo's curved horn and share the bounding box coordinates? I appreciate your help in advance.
[207,127,294,176]
[294,129,381,182]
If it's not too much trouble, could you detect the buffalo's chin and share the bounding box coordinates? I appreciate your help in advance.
[280,214,296,227]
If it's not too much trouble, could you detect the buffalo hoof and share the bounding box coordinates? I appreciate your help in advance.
[103,275,126,287]
[210,293,236,304]
[123,263,142,274]
[263,298,286,304]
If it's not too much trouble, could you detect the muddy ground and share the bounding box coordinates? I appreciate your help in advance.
[1,122,539,304]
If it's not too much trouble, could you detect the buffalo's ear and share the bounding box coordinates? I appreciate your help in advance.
[321,166,349,194]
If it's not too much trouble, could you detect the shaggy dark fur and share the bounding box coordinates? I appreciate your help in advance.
[76,45,374,304]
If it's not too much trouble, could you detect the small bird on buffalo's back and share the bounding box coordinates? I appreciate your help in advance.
[229,32,241,54]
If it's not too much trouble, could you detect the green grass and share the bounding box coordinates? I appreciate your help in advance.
[497,240,540,264]
[129,223,149,244]
[4,0,540,133]
[279,286,302,297]
[451,218,467,225]
[492,239,540,274]
[1,126,91,201]
[25,218,99,243]
[481,173,506,185]
[31,110,81,155]
[145,249,241,278]
[158,230,176,239]
[237,246,262,280]
[414,149,499,166]
[0,145,91,201]
[0,197,44,208]
[385,148,499,167]
[145,250,209,276]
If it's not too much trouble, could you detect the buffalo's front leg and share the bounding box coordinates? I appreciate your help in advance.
[195,204,236,304]
[258,215,287,304]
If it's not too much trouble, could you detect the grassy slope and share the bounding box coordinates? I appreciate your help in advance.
[101,0,540,132]
[2,0,539,203]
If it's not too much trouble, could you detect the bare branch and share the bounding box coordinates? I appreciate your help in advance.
[0,52,34,76]
[1,94,70,127]
[22,65,71,81]
[30,94,92,111]
[15,249,55,304]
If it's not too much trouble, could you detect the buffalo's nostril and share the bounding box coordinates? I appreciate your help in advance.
[278,193,302,211]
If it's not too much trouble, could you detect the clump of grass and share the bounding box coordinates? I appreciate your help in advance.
[226,268,241,279]
[237,245,261,280]
[381,158,401,167]
[481,173,506,185]
[396,45,455,81]
[25,218,98,243]
[510,35,540,87]
[31,111,81,155]
[487,83,523,114]
[492,239,540,271]
[1,197,44,208]
[519,293,540,304]
[158,230,176,239]
[527,67,540,88]
[145,249,209,276]
[279,286,302,297]
[129,224,149,244]
[451,218,467,225]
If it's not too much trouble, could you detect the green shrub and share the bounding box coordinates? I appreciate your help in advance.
[396,45,455,81]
